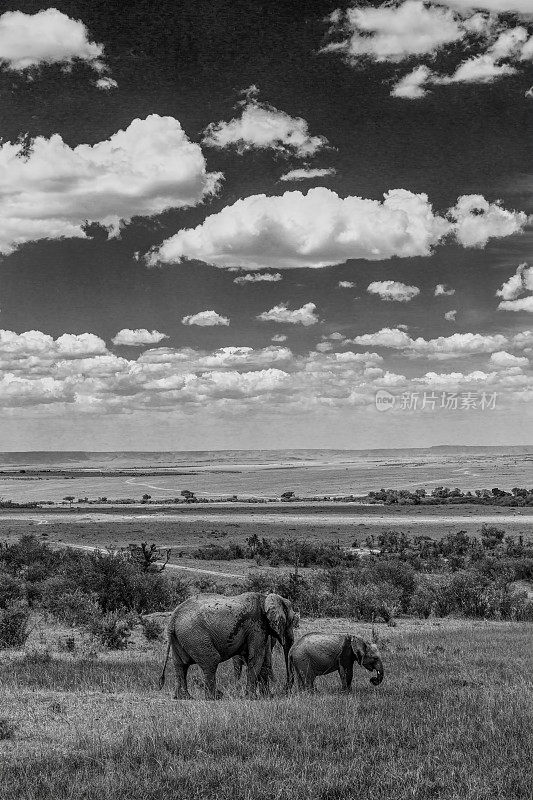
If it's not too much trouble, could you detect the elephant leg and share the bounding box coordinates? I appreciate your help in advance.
[201,663,222,700]
[172,661,191,700]
[233,655,245,683]
[338,663,353,692]
[245,644,268,697]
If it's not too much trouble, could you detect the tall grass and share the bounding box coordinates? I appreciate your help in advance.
[0,622,531,799]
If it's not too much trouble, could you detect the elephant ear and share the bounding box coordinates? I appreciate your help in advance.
[264,593,287,644]
[350,636,368,665]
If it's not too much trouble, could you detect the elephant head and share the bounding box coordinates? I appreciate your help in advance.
[350,636,384,685]
[263,593,300,682]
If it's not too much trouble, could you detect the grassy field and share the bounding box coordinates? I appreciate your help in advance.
[0,617,531,799]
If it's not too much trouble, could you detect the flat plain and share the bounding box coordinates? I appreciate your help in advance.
[0,616,531,800]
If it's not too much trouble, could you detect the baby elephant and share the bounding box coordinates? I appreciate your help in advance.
[289,633,384,692]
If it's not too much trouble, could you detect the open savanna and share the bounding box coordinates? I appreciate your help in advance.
[1,506,532,584]
[0,616,531,800]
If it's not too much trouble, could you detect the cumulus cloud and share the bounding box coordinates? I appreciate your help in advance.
[233,272,282,284]
[444,310,458,322]
[448,195,527,248]
[498,296,533,312]
[497,263,533,311]
[271,334,288,343]
[182,311,230,327]
[338,280,356,288]
[439,1,533,14]
[202,86,327,157]
[327,1,533,98]
[95,76,118,90]
[280,167,336,182]
[496,263,533,299]
[148,188,526,271]
[0,329,530,413]
[391,66,433,98]
[367,280,420,302]
[111,329,169,346]
[324,1,464,63]
[490,350,529,367]
[0,115,221,255]
[0,9,106,72]
[435,283,456,296]
[257,303,318,326]
[351,328,511,358]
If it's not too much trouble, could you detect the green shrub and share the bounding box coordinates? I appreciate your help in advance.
[0,603,31,649]
[88,610,131,650]
[43,586,101,627]
[0,571,26,608]
[408,582,437,618]
[140,616,163,641]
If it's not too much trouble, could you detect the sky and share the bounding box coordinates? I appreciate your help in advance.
[0,0,532,451]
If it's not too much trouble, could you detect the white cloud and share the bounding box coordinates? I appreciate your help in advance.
[257,302,318,326]
[338,281,356,288]
[324,1,464,63]
[367,280,420,302]
[233,272,282,284]
[435,283,456,296]
[0,9,106,73]
[0,115,221,255]
[271,334,288,343]
[0,329,530,414]
[112,329,169,346]
[439,1,533,14]
[351,328,510,358]
[327,2,533,98]
[497,263,533,311]
[182,311,230,327]
[498,296,533,312]
[316,342,333,352]
[391,65,432,98]
[444,310,457,322]
[95,76,118,90]
[448,195,527,248]
[202,86,327,158]
[490,350,529,367]
[280,168,336,182]
[496,263,533,300]
[148,187,526,271]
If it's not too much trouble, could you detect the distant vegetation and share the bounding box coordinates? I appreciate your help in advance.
[366,486,533,506]
[0,524,532,651]
[3,484,533,507]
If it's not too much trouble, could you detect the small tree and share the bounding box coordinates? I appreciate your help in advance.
[281,491,295,501]
[181,490,196,502]
[128,542,171,573]
[63,496,75,507]
[141,494,151,503]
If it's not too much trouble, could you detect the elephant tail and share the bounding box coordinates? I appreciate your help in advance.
[159,639,172,690]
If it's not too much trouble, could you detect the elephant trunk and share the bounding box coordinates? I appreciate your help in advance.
[370,659,384,686]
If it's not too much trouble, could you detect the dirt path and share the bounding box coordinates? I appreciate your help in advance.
[49,541,245,579]
[9,510,533,526]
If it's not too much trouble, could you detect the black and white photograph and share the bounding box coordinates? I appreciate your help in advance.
[0,1,532,797]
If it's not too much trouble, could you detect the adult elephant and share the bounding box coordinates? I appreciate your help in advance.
[233,636,276,694]
[289,633,384,692]
[159,592,299,699]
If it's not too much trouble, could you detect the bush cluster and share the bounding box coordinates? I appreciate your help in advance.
[366,486,533,506]
[0,536,190,650]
